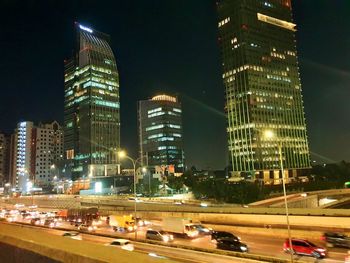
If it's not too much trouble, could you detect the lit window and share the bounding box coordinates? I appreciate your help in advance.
[148,107,162,114]
[66,149,74,160]
[146,124,164,131]
[148,133,164,139]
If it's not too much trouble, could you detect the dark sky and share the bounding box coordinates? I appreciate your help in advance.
[0,1,349,169]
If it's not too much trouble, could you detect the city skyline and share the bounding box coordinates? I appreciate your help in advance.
[0,1,349,169]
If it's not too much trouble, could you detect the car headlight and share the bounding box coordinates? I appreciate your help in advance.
[128,226,133,231]
[240,246,247,251]
[163,236,169,242]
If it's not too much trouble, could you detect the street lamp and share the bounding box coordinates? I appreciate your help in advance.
[263,129,293,263]
[118,150,142,240]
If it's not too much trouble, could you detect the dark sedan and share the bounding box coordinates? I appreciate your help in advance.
[216,238,248,252]
[322,232,350,248]
[211,231,240,241]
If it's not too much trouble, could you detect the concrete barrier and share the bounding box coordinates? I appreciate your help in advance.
[0,222,174,263]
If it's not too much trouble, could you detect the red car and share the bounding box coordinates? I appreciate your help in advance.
[283,238,327,259]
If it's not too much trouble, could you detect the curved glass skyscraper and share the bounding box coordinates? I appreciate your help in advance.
[64,23,120,179]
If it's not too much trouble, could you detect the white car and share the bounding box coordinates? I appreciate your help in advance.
[106,239,134,251]
[62,231,82,240]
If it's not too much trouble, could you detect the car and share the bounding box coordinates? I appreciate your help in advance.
[216,238,248,252]
[21,212,32,220]
[211,231,240,242]
[146,229,174,242]
[134,217,147,227]
[321,232,350,248]
[30,218,41,225]
[192,224,212,235]
[283,238,327,259]
[44,219,56,228]
[62,231,82,240]
[106,239,134,251]
[78,224,97,232]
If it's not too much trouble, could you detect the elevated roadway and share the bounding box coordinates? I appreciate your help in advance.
[250,189,350,208]
[3,194,350,231]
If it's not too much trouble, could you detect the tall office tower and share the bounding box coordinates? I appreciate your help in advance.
[64,23,120,180]
[138,95,185,173]
[218,0,310,184]
[34,121,64,186]
[10,122,34,191]
[0,132,11,186]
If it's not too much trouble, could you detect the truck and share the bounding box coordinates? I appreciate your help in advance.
[109,214,136,232]
[161,217,198,238]
[57,207,99,226]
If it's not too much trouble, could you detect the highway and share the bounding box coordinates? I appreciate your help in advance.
[2,222,261,263]
[3,205,348,263]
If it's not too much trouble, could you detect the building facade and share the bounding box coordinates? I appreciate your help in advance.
[138,95,185,173]
[0,132,11,186]
[34,121,64,186]
[10,122,34,191]
[9,121,64,191]
[64,23,120,180]
[218,0,310,184]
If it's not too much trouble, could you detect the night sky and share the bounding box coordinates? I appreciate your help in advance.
[0,1,349,169]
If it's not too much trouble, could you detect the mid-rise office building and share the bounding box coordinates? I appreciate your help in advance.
[138,95,185,173]
[218,0,310,184]
[34,121,64,186]
[64,23,120,180]
[0,132,11,186]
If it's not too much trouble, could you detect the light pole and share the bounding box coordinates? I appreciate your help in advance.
[118,150,143,240]
[141,167,150,196]
[264,130,293,263]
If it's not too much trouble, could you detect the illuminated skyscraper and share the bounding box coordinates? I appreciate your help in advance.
[64,23,120,179]
[138,95,185,173]
[218,0,310,184]
[11,122,34,191]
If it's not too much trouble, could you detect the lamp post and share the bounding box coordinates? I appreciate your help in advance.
[118,150,143,240]
[264,130,293,263]
[141,167,150,196]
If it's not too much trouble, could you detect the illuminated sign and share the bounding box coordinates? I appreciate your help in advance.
[79,25,93,33]
[95,182,102,193]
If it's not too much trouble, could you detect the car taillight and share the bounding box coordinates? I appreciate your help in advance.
[320,236,326,241]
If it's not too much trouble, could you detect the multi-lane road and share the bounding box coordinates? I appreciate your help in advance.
[4,205,348,263]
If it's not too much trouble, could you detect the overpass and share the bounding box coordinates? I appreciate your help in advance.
[249,188,350,208]
[2,194,350,231]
